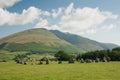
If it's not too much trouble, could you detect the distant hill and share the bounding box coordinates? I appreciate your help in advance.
[0,28,83,53]
[50,30,118,51]
[0,28,118,53]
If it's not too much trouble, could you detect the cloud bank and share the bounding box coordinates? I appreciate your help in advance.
[0,7,40,25]
[0,0,21,8]
[35,3,118,34]
[0,3,118,34]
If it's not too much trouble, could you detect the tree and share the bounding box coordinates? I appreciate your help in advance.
[55,50,71,61]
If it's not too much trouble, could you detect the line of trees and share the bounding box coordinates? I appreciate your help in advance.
[77,47,120,61]
[54,47,120,61]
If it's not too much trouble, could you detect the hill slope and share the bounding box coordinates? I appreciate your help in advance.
[0,28,118,53]
[50,30,118,51]
[0,28,83,53]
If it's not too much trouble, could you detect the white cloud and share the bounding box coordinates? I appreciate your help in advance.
[0,2,118,35]
[48,25,59,30]
[51,3,74,18]
[32,3,118,35]
[79,32,85,35]
[52,8,63,18]
[35,19,61,30]
[65,3,74,15]
[86,29,96,34]
[0,8,10,25]
[42,11,51,16]
[110,41,120,46]
[101,24,117,31]
[35,19,48,28]
[0,0,21,8]
[76,29,97,35]
[59,6,118,32]
[102,12,118,19]
[0,7,41,25]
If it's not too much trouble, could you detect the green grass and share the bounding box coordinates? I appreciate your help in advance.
[0,61,120,80]
[0,50,28,61]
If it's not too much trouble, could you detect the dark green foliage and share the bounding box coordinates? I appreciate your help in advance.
[14,54,27,64]
[76,54,82,61]
[112,47,120,51]
[108,51,120,61]
[55,50,76,61]
[77,47,120,61]
[55,50,70,61]
[14,54,27,60]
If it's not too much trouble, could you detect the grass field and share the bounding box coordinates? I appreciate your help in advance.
[0,61,120,80]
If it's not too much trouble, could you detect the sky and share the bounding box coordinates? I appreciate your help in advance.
[0,0,120,45]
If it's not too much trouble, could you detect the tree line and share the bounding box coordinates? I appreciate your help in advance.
[54,47,120,62]
[77,47,120,61]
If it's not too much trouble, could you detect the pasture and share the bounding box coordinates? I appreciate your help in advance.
[0,61,120,80]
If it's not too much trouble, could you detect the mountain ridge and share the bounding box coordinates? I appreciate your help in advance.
[0,28,118,53]
[50,30,118,51]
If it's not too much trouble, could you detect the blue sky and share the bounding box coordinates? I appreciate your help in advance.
[0,0,120,45]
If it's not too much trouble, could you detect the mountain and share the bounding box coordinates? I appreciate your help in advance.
[0,28,83,53]
[0,28,118,53]
[50,30,118,51]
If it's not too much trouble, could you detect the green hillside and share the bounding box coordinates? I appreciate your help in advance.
[0,28,118,53]
[0,28,83,53]
[50,30,118,51]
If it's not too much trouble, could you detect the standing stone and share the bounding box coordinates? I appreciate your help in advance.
[31,58,36,65]
[46,58,49,64]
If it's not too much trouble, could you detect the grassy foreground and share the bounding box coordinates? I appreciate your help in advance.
[0,61,120,80]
